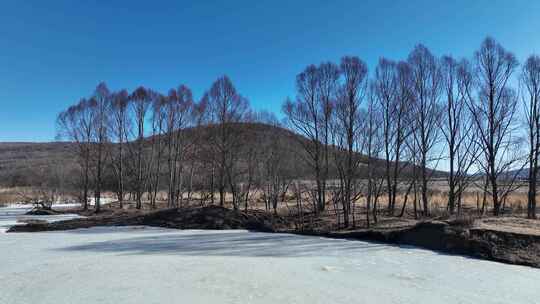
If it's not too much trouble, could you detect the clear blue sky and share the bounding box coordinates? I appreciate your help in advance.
[1,0,540,142]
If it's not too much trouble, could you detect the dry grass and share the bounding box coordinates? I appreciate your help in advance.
[2,182,537,233]
[0,187,81,207]
[0,187,26,206]
[1,184,532,213]
[477,216,540,236]
[2,184,535,237]
[428,191,530,214]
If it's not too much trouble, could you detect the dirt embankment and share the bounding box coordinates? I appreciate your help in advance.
[8,206,287,233]
[24,209,62,215]
[305,221,540,268]
[8,207,540,268]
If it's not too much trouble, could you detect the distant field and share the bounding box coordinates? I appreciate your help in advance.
[0,187,25,207]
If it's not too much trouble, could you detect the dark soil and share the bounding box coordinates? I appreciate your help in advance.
[303,221,540,268]
[25,209,61,215]
[8,206,288,233]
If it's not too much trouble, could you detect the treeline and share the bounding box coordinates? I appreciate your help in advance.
[284,37,539,223]
[55,37,540,226]
[56,76,301,213]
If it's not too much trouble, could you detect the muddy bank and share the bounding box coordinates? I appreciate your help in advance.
[7,206,287,233]
[302,221,540,268]
[7,207,540,268]
[24,209,62,216]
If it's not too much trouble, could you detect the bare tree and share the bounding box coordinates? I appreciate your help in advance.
[56,99,95,210]
[440,57,479,214]
[373,59,414,214]
[110,90,130,208]
[363,89,385,226]
[283,65,329,213]
[408,45,443,216]
[170,85,195,207]
[255,113,295,215]
[128,87,152,209]
[522,55,540,219]
[332,56,368,227]
[148,94,166,208]
[206,76,248,210]
[467,37,521,216]
[317,62,339,213]
[163,87,193,207]
[90,83,112,212]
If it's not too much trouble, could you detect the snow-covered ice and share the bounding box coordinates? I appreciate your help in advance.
[1,207,539,304]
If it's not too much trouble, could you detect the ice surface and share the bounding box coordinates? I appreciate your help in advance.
[1,207,539,304]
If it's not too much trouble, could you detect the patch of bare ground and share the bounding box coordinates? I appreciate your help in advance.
[476,217,540,236]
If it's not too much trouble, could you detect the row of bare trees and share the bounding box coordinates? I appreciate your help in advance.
[284,37,540,225]
[56,76,299,213]
[283,57,369,227]
[55,36,540,224]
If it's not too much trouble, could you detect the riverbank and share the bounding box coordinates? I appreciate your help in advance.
[7,206,287,232]
[301,220,540,268]
[7,206,540,268]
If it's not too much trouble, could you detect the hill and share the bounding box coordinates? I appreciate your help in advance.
[0,123,447,187]
[0,142,76,187]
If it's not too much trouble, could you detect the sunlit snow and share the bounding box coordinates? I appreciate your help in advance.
[1,207,539,304]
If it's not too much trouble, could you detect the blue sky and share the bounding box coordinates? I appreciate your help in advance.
[1,0,540,141]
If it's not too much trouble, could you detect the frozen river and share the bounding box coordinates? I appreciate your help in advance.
[1,206,539,304]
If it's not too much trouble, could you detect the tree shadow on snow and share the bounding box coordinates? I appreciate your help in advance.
[53,230,394,258]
